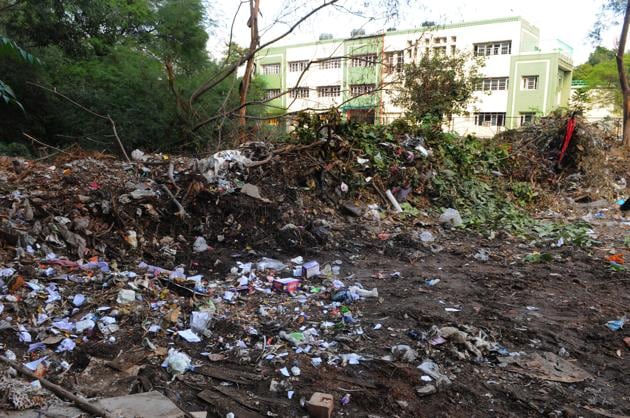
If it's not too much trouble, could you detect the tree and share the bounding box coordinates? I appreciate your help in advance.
[573,47,630,114]
[587,46,616,65]
[0,0,218,153]
[395,50,483,126]
[591,0,630,147]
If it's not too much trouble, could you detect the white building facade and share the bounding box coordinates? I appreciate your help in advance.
[256,17,573,137]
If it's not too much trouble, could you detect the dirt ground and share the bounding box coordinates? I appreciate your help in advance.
[0,139,628,418]
[2,208,628,418]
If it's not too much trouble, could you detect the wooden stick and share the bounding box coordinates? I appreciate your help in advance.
[23,133,72,156]
[0,355,115,418]
[160,184,188,218]
[27,82,131,163]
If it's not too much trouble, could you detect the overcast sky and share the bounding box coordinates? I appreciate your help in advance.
[208,0,622,64]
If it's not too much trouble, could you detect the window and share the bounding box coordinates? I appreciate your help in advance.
[266,118,280,126]
[473,41,511,56]
[451,36,457,43]
[433,46,447,54]
[385,51,404,73]
[475,77,509,91]
[350,84,375,97]
[522,75,538,90]
[520,112,536,126]
[319,58,341,70]
[317,85,341,97]
[351,54,377,67]
[264,89,281,100]
[288,60,309,72]
[346,109,375,124]
[262,63,280,75]
[474,112,506,127]
[289,87,309,98]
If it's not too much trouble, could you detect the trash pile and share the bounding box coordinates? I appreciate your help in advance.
[0,126,627,416]
[498,115,626,198]
[1,245,547,416]
[0,130,436,267]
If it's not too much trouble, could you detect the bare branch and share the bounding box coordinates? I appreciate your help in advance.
[23,132,73,156]
[189,0,339,105]
[27,82,131,163]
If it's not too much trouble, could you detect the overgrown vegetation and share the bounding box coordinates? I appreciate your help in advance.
[396,50,483,124]
[0,0,264,155]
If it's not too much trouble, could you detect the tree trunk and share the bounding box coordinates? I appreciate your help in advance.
[238,0,260,142]
[616,0,630,148]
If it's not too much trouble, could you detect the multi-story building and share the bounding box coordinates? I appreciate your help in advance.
[255,17,573,137]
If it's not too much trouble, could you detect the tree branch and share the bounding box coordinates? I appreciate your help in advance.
[0,355,115,418]
[27,82,131,162]
[189,0,339,104]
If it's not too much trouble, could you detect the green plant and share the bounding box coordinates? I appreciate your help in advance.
[400,202,420,217]
[510,182,538,206]
[0,35,37,110]
[524,252,554,263]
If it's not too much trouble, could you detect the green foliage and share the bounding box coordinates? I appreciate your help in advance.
[523,252,554,263]
[425,133,534,234]
[153,0,210,70]
[571,87,591,113]
[0,35,38,111]
[396,51,483,123]
[572,49,627,113]
[291,110,342,143]
[587,46,616,66]
[426,133,600,247]
[510,182,538,206]
[0,35,38,64]
[400,202,420,217]
[0,142,32,158]
[532,221,599,248]
[0,0,233,153]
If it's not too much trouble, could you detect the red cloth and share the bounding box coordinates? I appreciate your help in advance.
[558,116,576,164]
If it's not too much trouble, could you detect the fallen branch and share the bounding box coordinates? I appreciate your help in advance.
[23,132,72,156]
[160,184,188,219]
[0,355,115,418]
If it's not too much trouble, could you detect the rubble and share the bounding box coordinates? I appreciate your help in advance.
[0,124,628,417]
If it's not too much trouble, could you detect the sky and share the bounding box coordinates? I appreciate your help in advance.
[208,0,623,65]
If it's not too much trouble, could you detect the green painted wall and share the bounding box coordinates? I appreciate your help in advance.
[342,36,383,118]
[519,31,539,53]
[256,47,286,108]
[506,53,572,128]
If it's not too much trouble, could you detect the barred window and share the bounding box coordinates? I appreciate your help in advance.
[319,58,341,69]
[522,75,538,90]
[317,85,341,97]
[351,54,377,67]
[288,60,309,72]
[474,112,506,126]
[289,87,310,98]
[262,63,281,75]
[350,84,376,97]
[520,112,536,126]
[475,77,509,91]
[473,41,511,56]
[264,89,281,100]
[385,51,404,73]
